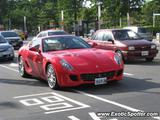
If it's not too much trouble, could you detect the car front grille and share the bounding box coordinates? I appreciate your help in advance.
[80,71,115,81]
[135,46,150,51]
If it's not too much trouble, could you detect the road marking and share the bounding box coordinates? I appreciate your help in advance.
[68,116,80,120]
[40,102,73,111]
[14,92,90,114]
[89,112,101,120]
[0,65,18,72]
[9,63,18,67]
[20,98,44,106]
[124,72,133,76]
[76,90,140,112]
[75,90,160,120]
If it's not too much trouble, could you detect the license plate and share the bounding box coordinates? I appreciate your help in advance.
[95,77,107,85]
[141,51,148,56]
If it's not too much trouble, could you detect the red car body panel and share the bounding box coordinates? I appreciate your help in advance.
[18,36,124,87]
[87,29,158,61]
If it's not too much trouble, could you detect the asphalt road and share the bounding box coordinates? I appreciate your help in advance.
[0,44,160,120]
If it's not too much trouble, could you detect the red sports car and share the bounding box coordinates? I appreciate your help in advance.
[18,35,124,89]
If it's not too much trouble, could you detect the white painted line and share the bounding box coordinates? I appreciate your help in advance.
[76,90,140,112]
[50,92,90,108]
[68,116,80,120]
[9,63,18,67]
[76,90,160,120]
[89,112,101,120]
[40,102,73,111]
[41,96,64,103]
[124,72,133,76]
[45,106,88,114]
[14,92,90,114]
[0,65,18,72]
[20,98,44,106]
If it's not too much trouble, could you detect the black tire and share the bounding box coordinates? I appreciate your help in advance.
[146,57,154,62]
[18,56,29,77]
[46,64,59,89]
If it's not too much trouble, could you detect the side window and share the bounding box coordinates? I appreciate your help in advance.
[94,32,103,41]
[37,32,47,38]
[29,39,41,51]
[91,33,97,40]
[37,33,43,38]
[102,32,113,41]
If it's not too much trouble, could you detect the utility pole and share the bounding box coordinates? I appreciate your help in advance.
[24,16,27,32]
[61,10,64,30]
[127,12,130,26]
[97,1,102,30]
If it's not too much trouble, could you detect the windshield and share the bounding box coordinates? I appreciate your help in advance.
[1,32,19,37]
[0,36,7,43]
[48,31,67,36]
[138,28,149,33]
[113,30,142,41]
[43,36,91,52]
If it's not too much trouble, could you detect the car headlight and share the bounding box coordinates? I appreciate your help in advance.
[7,46,14,51]
[60,59,73,71]
[114,54,122,65]
[151,45,156,49]
[128,46,135,50]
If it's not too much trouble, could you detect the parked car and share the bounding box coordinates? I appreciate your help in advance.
[18,35,124,89]
[34,29,67,39]
[11,29,25,40]
[87,29,158,62]
[123,26,153,41]
[0,35,14,60]
[0,31,23,49]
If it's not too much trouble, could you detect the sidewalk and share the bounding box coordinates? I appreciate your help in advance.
[153,39,160,47]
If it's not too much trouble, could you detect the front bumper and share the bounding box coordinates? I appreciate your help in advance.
[0,50,14,60]
[57,69,123,87]
[122,49,158,61]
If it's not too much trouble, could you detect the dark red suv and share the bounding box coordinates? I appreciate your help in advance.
[87,29,158,62]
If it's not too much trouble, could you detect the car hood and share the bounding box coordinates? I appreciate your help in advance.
[46,48,121,72]
[0,43,11,51]
[120,39,154,46]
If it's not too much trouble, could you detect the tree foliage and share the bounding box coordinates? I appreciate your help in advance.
[0,0,159,34]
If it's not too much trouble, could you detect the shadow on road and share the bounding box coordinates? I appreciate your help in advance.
[125,58,160,66]
[59,76,160,95]
[0,78,47,87]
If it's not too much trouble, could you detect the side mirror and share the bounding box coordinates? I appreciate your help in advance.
[29,47,37,52]
[108,39,114,44]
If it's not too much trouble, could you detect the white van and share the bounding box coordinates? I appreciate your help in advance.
[123,26,153,41]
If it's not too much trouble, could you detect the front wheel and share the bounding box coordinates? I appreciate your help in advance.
[18,56,29,77]
[146,57,154,62]
[46,64,59,89]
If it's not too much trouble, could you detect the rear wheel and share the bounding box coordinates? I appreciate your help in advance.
[46,64,59,89]
[18,56,29,77]
[146,57,154,62]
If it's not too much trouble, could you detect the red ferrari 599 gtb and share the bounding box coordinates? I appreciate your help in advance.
[18,35,124,89]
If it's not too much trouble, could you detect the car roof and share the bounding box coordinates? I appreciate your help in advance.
[39,35,76,40]
[40,29,66,33]
[96,29,130,32]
